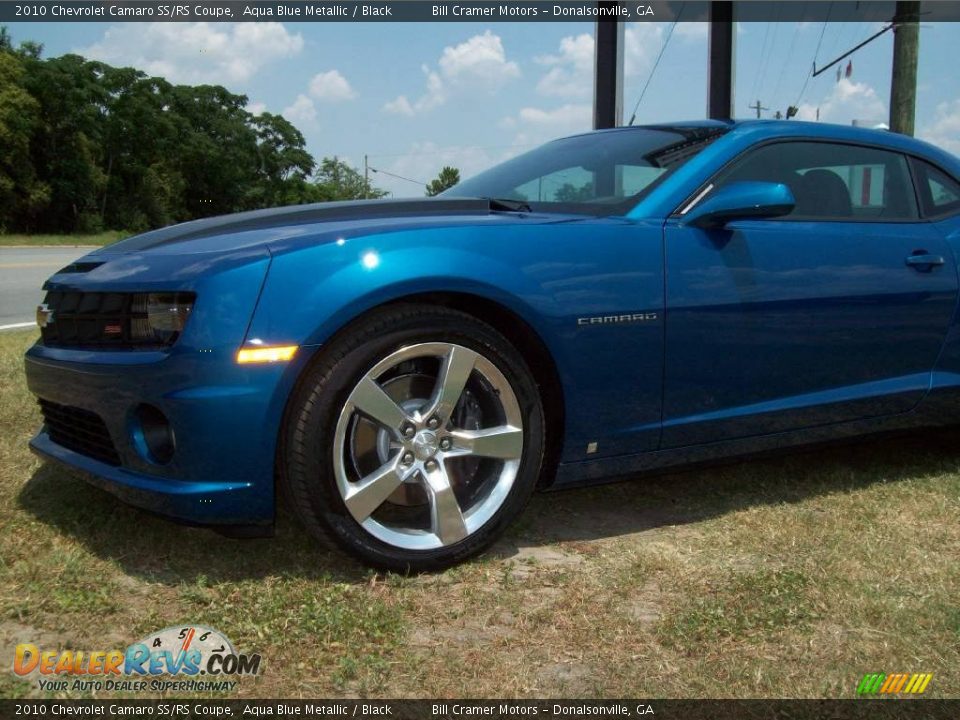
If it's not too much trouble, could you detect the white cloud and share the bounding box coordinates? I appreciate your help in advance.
[80,22,303,86]
[383,95,415,116]
[417,67,447,111]
[492,103,592,150]
[533,26,666,100]
[623,25,663,76]
[246,102,267,116]
[438,30,520,84]
[518,103,592,128]
[308,70,356,102]
[795,78,887,125]
[282,94,316,125]
[920,98,960,155]
[535,33,594,98]
[388,31,518,116]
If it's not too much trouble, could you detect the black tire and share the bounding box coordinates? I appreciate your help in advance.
[280,303,546,572]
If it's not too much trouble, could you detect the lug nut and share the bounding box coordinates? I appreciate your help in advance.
[425,459,438,472]
[427,416,440,429]
[402,424,415,439]
[439,438,452,451]
[401,452,414,465]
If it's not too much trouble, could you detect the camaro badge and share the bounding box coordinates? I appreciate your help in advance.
[577,312,658,326]
[35,304,54,328]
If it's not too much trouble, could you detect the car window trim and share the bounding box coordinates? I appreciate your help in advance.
[672,136,928,225]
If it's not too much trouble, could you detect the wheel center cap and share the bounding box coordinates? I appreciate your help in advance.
[412,430,439,460]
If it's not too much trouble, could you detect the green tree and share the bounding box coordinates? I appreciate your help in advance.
[0,27,325,234]
[425,166,460,196]
[0,47,45,231]
[312,157,387,201]
[553,181,595,203]
[18,53,108,232]
[247,112,316,207]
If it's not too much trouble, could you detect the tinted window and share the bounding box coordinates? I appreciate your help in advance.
[446,126,726,216]
[911,158,960,217]
[713,141,918,221]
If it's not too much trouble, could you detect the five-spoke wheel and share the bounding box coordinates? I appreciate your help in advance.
[282,304,545,571]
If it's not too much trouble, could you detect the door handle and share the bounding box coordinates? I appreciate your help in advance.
[905,252,945,271]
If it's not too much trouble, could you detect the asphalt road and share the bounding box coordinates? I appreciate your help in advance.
[0,247,91,328]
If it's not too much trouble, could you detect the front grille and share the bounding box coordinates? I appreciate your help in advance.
[38,399,121,466]
[39,291,192,350]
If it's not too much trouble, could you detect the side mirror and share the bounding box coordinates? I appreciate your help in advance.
[682,181,795,229]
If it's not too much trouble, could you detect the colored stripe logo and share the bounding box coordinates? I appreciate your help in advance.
[857,673,933,695]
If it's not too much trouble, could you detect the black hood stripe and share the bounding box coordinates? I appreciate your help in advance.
[104,198,495,252]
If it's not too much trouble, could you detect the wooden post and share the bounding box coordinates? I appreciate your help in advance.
[889,1,920,136]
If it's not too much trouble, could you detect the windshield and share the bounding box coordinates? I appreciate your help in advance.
[443,126,727,216]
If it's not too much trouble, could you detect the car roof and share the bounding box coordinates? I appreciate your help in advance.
[561,119,960,173]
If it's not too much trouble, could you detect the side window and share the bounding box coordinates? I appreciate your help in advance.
[712,141,919,221]
[911,158,960,218]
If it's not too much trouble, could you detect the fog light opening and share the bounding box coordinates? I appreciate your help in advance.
[133,404,176,465]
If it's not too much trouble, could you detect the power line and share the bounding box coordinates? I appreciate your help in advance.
[756,18,782,102]
[794,2,832,109]
[368,166,427,187]
[771,4,804,112]
[627,6,683,126]
[749,22,774,103]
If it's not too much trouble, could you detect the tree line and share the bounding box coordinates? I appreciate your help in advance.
[0,28,460,236]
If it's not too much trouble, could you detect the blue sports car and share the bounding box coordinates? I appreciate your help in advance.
[25,120,960,570]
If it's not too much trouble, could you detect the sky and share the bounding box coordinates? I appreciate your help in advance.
[8,15,960,196]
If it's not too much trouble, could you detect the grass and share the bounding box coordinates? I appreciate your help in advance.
[1,327,959,698]
[0,232,130,248]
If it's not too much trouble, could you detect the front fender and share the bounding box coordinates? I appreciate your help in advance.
[246,226,572,348]
[246,220,666,462]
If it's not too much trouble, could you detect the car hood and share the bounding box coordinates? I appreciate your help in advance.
[46,198,587,291]
[90,198,564,257]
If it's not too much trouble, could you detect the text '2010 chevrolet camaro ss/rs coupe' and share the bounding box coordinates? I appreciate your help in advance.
[25,120,960,570]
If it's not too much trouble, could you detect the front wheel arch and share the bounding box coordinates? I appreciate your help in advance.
[278,291,565,492]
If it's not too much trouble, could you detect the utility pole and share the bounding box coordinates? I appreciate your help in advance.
[364,154,369,199]
[748,99,769,118]
[889,1,920,136]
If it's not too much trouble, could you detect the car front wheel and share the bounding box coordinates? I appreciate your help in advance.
[281,304,545,571]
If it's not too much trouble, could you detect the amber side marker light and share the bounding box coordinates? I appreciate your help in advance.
[236,345,298,364]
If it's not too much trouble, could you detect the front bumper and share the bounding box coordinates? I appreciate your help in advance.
[24,345,307,528]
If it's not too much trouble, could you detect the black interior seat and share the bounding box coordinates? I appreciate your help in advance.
[792,169,853,218]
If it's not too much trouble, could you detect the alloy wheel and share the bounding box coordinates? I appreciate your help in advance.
[332,342,524,550]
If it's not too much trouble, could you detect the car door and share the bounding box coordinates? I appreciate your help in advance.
[660,140,959,448]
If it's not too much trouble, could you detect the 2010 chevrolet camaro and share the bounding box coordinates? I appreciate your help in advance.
[25,120,960,570]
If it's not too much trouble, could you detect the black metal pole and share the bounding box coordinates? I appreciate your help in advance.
[593,2,622,129]
[707,1,735,120]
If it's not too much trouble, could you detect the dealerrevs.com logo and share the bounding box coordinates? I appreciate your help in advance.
[13,625,261,693]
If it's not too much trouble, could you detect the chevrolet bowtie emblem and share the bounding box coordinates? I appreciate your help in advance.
[36,304,55,328]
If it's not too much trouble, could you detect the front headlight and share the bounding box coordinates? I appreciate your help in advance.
[131,292,195,345]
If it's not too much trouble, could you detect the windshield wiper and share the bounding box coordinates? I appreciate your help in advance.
[484,197,532,213]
